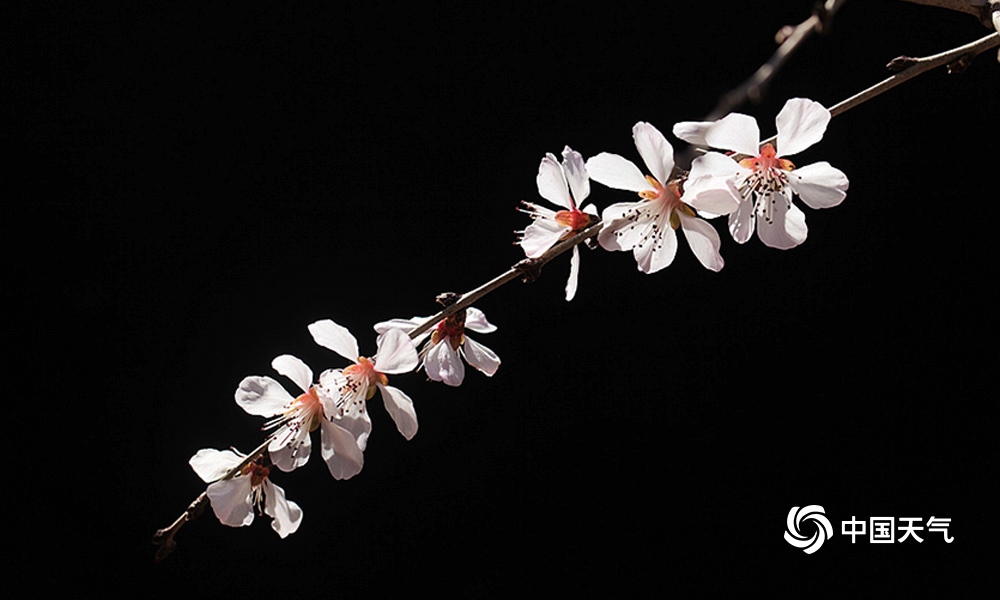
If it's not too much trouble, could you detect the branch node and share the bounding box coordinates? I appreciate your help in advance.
[886,55,919,72]
[946,52,975,73]
[435,292,462,307]
[514,258,544,283]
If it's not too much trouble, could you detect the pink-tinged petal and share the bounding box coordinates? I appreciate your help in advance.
[269,433,311,473]
[633,225,677,274]
[598,201,648,252]
[206,478,254,527]
[340,407,372,451]
[586,153,649,193]
[672,120,714,147]
[425,339,465,386]
[679,214,725,272]
[374,317,421,334]
[189,448,243,483]
[262,480,302,538]
[682,155,742,217]
[565,244,580,301]
[757,194,808,249]
[520,218,567,258]
[704,113,760,156]
[728,198,756,244]
[308,319,359,362]
[270,354,313,394]
[320,418,365,480]
[462,336,501,377]
[465,307,497,334]
[235,376,294,417]
[374,327,419,374]
[378,384,418,440]
[775,98,830,156]
[561,146,590,207]
[536,153,572,209]
[787,162,848,209]
[633,122,674,185]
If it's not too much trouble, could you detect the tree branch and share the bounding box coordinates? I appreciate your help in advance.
[898,0,995,26]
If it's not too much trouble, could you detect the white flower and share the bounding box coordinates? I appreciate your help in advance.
[674,98,849,249]
[517,146,599,301]
[586,122,737,273]
[189,448,303,538]
[235,354,366,480]
[375,306,500,387]
[308,319,421,441]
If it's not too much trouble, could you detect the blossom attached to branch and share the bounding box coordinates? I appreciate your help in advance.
[309,320,421,441]
[234,354,366,480]
[586,122,738,274]
[517,146,599,301]
[674,98,849,249]
[189,448,303,538]
[375,306,500,387]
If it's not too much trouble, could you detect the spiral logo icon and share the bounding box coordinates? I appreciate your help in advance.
[784,505,833,554]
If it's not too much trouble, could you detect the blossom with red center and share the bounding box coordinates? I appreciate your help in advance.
[234,354,366,480]
[308,319,420,441]
[517,146,598,301]
[673,98,849,249]
[189,448,302,538]
[374,305,499,387]
[586,122,738,273]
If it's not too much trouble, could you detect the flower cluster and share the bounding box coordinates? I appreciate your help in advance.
[184,97,847,540]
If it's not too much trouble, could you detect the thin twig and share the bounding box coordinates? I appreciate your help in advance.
[705,0,848,122]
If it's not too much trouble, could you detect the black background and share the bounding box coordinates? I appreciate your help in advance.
[11,1,997,595]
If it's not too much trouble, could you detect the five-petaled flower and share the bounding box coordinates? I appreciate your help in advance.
[235,354,367,480]
[673,97,849,249]
[189,448,303,538]
[309,319,421,441]
[375,305,500,387]
[586,122,739,273]
[517,146,599,301]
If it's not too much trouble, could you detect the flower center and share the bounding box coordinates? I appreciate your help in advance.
[343,356,388,400]
[553,208,593,232]
[431,311,466,350]
[241,461,270,488]
[738,143,795,195]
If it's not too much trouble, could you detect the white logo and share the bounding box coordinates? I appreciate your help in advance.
[785,505,833,554]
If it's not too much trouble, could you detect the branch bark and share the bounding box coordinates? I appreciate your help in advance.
[898,0,995,26]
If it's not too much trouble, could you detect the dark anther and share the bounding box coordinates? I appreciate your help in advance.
[435,292,462,307]
[514,258,544,283]
[886,55,918,73]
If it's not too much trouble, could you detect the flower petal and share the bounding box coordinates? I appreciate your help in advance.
[425,339,465,386]
[374,327,419,374]
[728,198,756,244]
[269,433,311,473]
[270,354,313,393]
[679,214,724,272]
[633,122,674,185]
[704,112,760,156]
[586,153,649,193]
[683,153,743,217]
[756,193,808,249]
[672,119,714,147]
[565,244,580,301]
[775,98,830,157]
[462,336,501,376]
[206,478,254,527]
[536,152,572,209]
[561,146,590,207]
[598,201,647,252]
[787,162,848,209]
[519,218,567,258]
[378,384,418,440]
[263,480,302,539]
[235,376,294,417]
[189,448,243,483]
[464,307,497,334]
[633,225,677,274]
[320,418,365,480]
[308,319,359,362]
